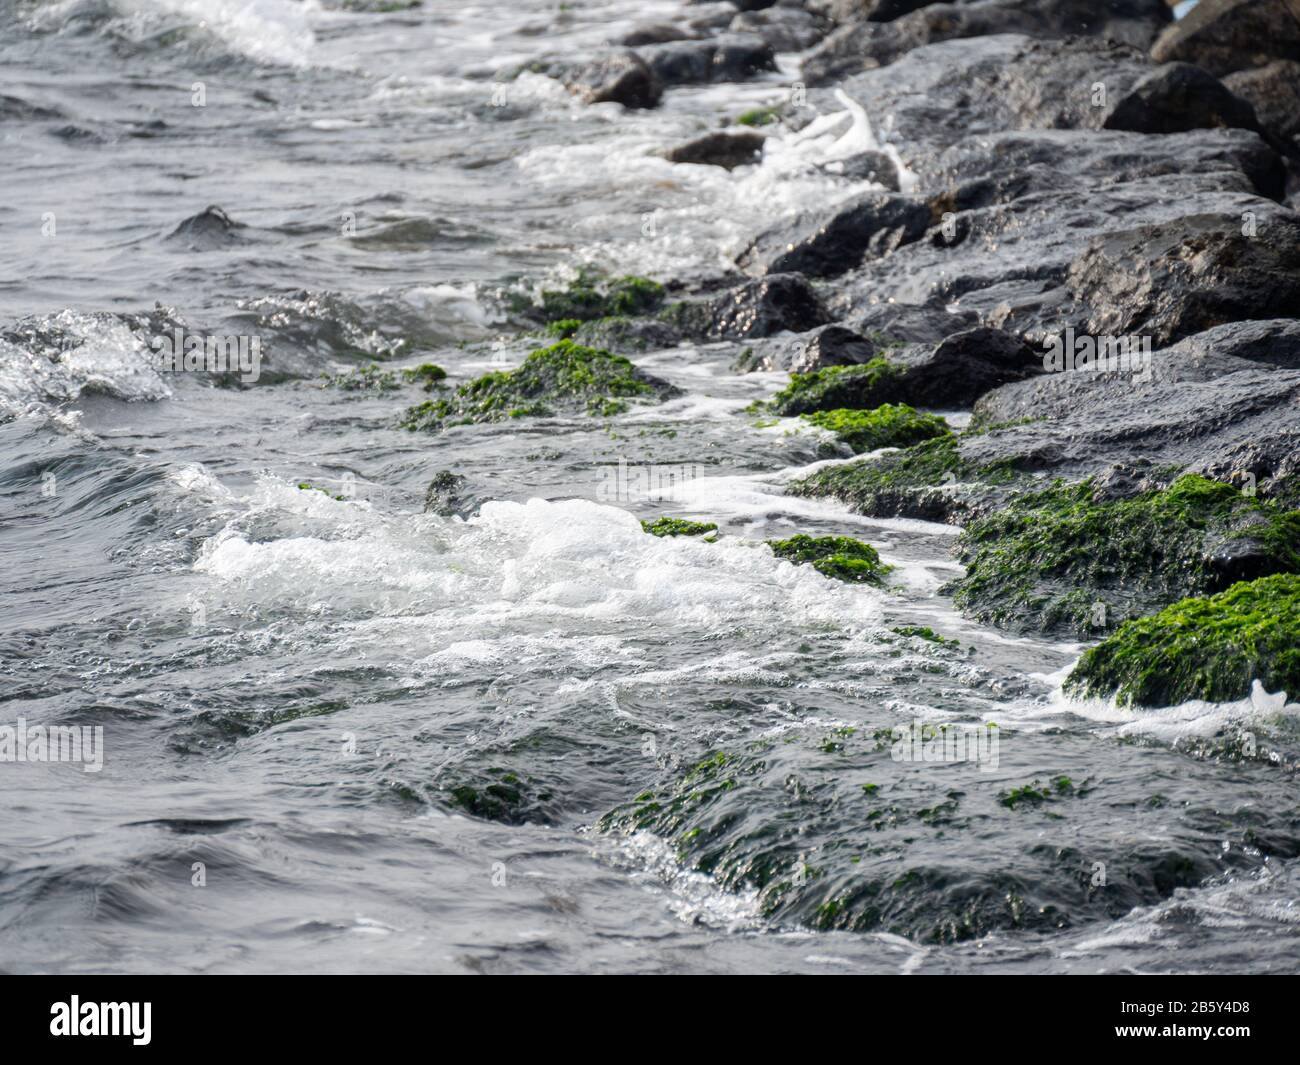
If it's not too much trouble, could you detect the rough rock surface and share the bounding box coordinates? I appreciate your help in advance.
[664,129,766,169]
[562,52,663,109]
[1150,0,1300,77]
[705,274,832,339]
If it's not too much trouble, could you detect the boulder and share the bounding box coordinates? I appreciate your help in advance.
[1150,0,1300,77]
[706,274,832,339]
[738,192,931,278]
[563,52,663,109]
[663,129,766,169]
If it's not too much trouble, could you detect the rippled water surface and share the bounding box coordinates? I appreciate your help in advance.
[3,0,1299,974]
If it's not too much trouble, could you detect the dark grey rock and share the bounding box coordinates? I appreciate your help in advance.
[738,192,931,278]
[424,471,488,519]
[641,34,778,85]
[563,52,663,109]
[1066,207,1300,346]
[803,0,1170,84]
[729,6,829,52]
[1103,62,1262,135]
[706,274,832,339]
[1224,60,1300,140]
[791,324,878,373]
[1151,0,1300,77]
[664,130,766,169]
[822,150,901,190]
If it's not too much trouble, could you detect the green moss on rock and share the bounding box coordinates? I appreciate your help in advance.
[952,475,1300,636]
[768,533,890,585]
[521,271,666,324]
[802,404,950,455]
[642,517,719,538]
[399,339,673,430]
[401,362,447,389]
[1064,573,1300,708]
[787,435,1019,523]
[769,360,906,417]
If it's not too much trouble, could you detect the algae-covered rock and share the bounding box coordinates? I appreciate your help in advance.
[1064,573,1300,707]
[445,767,557,825]
[787,434,1021,523]
[399,340,676,430]
[802,404,950,455]
[518,273,666,324]
[767,533,890,584]
[641,517,719,538]
[952,475,1300,637]
[769,359,906,416]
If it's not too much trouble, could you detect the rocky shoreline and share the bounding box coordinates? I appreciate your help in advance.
[443,0,1300,713]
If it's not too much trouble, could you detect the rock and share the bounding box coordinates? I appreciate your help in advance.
[738,192,931,278]
[1224,60,1300,140]
[1148,318,1300,369]
[1065,573,1300,707]
[821,150,901,190]
[399,339,679,430]
[621,24,695,46]
[424,471,487,518]
[949,474,1300,637]
[1150,0,1300,77]
[1102,62,1262,135]
[767,326,1042,415]
[803,0,1170,84]
[706,274,832,339]
[791,324,878,372]
[640,34,778,86]
[729,6,829,52]
[663,129,766,169]
[563,52,663,109]
[1066,207,1300,346]
[167,205,246,247]
[572,316,683,352]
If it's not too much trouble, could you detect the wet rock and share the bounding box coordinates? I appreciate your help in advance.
[640,34,778,86]
[791,324,878,373]
[1224,60,1300,141]
[1150,0,1300,77]
[738,192,931,279]
[1066,207,1300,346]
[663,129,766,169]
[563,52,663,109]
[767,327,1041,415]
[803,0,1170,84]
[167,205,247,247]
[572,316,683,352]
[729,6,829,52]
[621,24,694,46]
[424,471,488,518]
[1102,62,1262,135]
[821,150,901,190]
[706,274,832,339]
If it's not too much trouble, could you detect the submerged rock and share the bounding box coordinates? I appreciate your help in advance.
[640,34,778,86]
[167,205,247,248]
[663,129,766,169]
[1064,573,1300,707]
[424,470,488,518]
[642,517,719,538]
[399,340,677,429]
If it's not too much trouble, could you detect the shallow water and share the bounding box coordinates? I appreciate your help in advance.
[2,0,1299,974]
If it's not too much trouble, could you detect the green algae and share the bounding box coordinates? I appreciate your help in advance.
[767,533,890,585]
[787,435,1019,521]
[401,362,447,389]
[544,318,582,339]
[1064,573,1300,708]
[768,360,905,417]
[802,404,950,455]
[445,766,555,825]
[520,272,666,324]
[891,625,959,647]
[952,475,1300,636]
[321,363,401,391]
[737,106,779,127]
[399,339,667,430]
[297,481,346,501]
[641,517,719,539]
